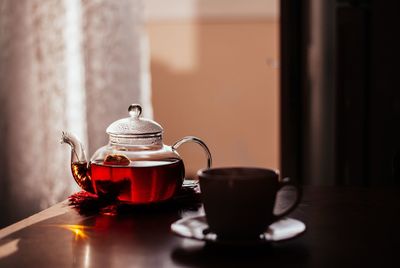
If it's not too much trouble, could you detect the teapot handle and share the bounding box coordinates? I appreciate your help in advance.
[172,136,212,170]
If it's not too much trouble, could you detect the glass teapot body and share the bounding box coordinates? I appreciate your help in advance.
[87,143,184,203]
[63,104,212,204]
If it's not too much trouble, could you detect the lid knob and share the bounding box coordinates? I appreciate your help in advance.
[128,104,142,119]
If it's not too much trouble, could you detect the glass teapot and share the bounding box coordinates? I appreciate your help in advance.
[61,104,212,204]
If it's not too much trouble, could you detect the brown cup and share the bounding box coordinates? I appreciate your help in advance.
[198,167,301,240]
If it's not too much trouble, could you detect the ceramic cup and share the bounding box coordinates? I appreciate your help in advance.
[198,167,301,240]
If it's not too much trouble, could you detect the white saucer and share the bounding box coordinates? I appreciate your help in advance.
[171,215,306,246]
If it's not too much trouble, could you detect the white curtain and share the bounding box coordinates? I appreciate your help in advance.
[0,0,151,225]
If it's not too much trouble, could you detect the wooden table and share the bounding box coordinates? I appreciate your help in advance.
[0,187,399,267]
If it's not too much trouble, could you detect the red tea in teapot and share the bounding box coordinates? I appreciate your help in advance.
[71,159,184,204]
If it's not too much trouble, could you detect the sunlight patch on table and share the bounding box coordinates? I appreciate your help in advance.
[0,239,20,259]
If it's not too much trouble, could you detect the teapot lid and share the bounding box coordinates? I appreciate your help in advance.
[106,104,163,137]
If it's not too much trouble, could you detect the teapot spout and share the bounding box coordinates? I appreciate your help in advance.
[61,131,87,163]
[61,131,94,193]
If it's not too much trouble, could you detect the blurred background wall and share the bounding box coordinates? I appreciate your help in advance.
[145,0,280,177]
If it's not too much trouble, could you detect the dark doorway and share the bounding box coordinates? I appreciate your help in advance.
[280,0,400,186]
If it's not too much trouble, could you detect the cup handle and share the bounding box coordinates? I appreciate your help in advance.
[273,177,302,220]
[172,136,212,177]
